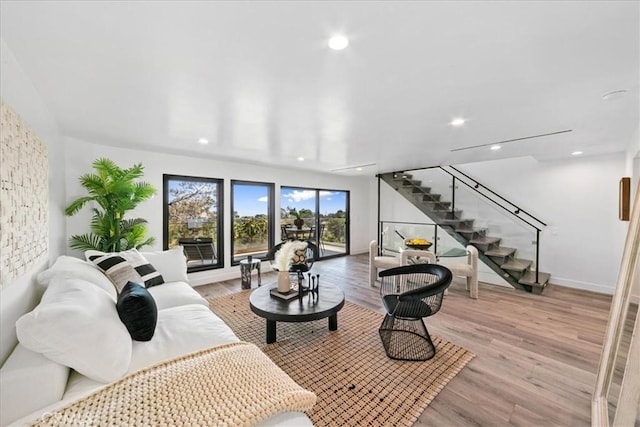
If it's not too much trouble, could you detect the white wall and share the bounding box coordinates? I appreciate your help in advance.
[456,154,628,294]
[0,39,65,363]
[64,138,372,286]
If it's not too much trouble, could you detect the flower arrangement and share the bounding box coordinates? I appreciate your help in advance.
[274,240,308,271]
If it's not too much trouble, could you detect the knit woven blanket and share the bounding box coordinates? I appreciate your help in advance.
[34,342,316,426]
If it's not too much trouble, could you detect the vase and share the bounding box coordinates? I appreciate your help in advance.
[277,271,291,293]
[293,218,304,230]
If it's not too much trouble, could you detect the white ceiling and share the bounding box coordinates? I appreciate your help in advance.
[1,1,638,175]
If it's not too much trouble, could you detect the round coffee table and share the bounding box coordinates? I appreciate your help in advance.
[249,282,345,344]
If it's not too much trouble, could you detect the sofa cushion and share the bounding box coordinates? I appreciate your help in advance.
[36,255,117,300]
[87,251,143,292]
[117,282,158,341]
[128,304,239,374]
[140,247,188,283]
[146,281,208,310]
[0,344,70,426]
[16,276,132,383]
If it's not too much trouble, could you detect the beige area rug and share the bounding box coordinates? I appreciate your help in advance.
[208,290,474,427]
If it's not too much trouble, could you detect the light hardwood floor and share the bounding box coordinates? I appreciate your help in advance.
[196,254,613,426]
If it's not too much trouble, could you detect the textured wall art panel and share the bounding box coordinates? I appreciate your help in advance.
[0,100,49,288]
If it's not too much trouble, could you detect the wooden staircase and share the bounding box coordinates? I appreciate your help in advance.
[380,172,550,293]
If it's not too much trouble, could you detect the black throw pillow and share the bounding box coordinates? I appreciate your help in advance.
[116,281,158,341]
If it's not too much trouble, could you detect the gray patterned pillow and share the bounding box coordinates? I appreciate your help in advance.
[88,253,142,293]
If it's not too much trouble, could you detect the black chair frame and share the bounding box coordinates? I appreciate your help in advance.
[378,263,452,361]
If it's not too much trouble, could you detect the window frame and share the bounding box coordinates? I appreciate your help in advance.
[162,174,224,273]
[230,180,275,266]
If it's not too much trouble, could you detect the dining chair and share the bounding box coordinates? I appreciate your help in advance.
[280,225,291,241]
[369,240,436,286]
[437,245,479,299]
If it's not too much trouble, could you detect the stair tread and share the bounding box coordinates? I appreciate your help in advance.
[456,226,483,233]
[470,236,501,245]
[485,247,517,257]
[519,271,551,287]
[501,258,532,272]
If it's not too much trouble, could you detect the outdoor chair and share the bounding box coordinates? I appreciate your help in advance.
[378,263,452,361]
[317,223,326,254]
[178,237,217,264]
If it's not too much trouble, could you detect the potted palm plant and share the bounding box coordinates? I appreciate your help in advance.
[289,208,305,229]
[64,158,157,252]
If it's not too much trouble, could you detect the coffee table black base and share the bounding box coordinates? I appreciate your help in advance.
[265,314,338,344]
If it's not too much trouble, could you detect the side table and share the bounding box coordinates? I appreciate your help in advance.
[240,258,261,289]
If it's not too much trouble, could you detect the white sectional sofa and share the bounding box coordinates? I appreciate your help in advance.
[0,248,313,426]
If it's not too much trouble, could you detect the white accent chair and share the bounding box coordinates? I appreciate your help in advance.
[369,240,437,286]
[437,245,479,299]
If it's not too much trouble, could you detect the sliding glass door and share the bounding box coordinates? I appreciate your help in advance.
[319,190,348,257]
[280,187,349,259]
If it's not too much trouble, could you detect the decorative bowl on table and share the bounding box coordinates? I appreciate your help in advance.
[404,238,432,250]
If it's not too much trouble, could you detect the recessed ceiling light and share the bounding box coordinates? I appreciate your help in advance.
[328,35,349,50]
[297,156,305,162]
[356,167,363,171]
[571,151,583,156]
[490,145,501,151]
[197,138,209,144]
[450,118,466,126]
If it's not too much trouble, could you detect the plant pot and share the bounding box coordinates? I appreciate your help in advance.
[293,218,304,230]
[277,271,291,293]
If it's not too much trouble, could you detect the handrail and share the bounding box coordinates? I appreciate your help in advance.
[446,165,547,227]
[385,166,546,230]
[436,167,544,232]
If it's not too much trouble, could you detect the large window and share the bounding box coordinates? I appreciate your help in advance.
[163,174,224,272]
[280,187,349,258]
[231,181,275,264]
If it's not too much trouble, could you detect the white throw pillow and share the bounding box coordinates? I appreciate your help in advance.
[147,281,208,310]
[140,247,189,283]
[128,304,239,374]
[36,255,117,300]
[16,276,132,383]
[0,344,70,426]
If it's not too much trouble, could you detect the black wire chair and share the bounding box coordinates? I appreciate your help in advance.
[378,263,452,361]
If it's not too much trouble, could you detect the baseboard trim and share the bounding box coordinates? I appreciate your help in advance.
[188,262,275,287]
[549,277,615,295]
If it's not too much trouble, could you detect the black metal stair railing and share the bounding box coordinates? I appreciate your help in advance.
[378,166,549,292]
[439,166,546,285]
